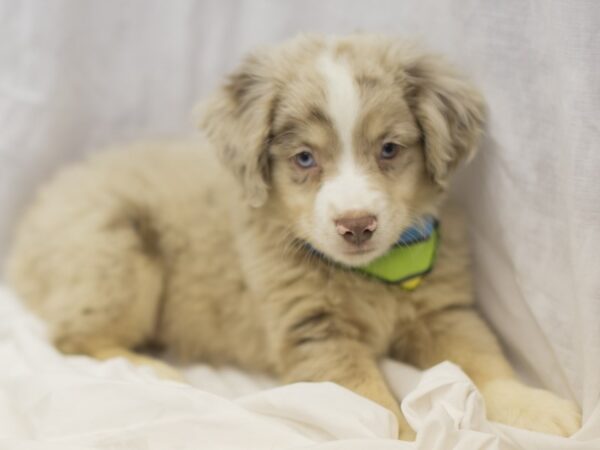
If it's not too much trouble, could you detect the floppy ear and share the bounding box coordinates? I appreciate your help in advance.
[403,53,486,188]
[198,51,277,207]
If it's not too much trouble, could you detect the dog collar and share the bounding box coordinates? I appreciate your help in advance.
[304,216,439,290]
[358,216,439,290]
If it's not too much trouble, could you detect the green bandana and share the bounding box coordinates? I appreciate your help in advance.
[358,218,439,290]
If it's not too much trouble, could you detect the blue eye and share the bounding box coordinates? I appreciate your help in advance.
[294,150,316,168]
[380,142,400,160]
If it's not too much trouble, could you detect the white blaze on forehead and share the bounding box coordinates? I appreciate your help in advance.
[317,52,360,152]
[315,51,383,217]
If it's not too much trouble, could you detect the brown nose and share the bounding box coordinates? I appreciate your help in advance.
[335,214,378,246]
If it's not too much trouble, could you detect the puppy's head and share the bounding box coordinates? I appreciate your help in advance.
[200,34,485,267]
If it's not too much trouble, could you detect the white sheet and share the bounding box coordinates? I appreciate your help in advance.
[1,1,599,448]
[1,288,599,450]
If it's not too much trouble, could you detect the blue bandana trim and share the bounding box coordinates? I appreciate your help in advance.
[395,216,437,246]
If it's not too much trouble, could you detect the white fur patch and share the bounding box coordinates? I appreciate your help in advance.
[316,51,383,217]
[310,50,389,264]
[317,52,359,153]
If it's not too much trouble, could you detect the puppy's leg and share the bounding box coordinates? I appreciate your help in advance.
[9,208,174,380]
[278,338,414,440]
[398,307,581,436]
[47,240,182,381]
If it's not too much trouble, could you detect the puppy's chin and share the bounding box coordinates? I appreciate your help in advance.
[309,241,391,268]
[335,250,384,268]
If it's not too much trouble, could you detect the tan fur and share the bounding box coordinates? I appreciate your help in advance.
[6,34,580,439]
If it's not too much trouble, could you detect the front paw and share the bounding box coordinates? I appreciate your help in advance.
[481,379,581,436]
[396,410,416,441]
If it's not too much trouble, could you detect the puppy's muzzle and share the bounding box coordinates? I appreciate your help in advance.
[335,214,377,246]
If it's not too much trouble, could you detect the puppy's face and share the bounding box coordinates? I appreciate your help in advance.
[268,55,428,266]
[201,35,485,267]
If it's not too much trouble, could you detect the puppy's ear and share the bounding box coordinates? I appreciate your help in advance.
[198,51,277,207]
[403,53,486,188]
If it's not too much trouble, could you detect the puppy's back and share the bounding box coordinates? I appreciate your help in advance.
[5,137,224,327]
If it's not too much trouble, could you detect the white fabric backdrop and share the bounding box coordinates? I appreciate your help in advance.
[1,0,599,447]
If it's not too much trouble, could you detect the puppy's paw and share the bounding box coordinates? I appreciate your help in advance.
[92,347,185,382]
[141,358,186,382]
[398,426,416,441]
[396,410,416,441]
[481,379,581,436]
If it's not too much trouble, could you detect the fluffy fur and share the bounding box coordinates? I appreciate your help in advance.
[6,34,580,439]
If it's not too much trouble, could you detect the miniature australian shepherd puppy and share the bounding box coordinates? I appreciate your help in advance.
[6,34,580,439]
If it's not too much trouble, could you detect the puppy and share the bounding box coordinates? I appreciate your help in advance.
[6,34,580,439]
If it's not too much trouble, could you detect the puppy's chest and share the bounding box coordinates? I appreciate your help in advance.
[322,274,418,352]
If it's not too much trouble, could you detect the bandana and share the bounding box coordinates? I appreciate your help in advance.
[358,216,439,290]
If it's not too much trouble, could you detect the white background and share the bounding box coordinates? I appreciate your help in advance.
[1,1,599,447]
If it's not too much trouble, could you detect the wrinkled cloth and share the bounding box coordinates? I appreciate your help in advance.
[1,287,599,449]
